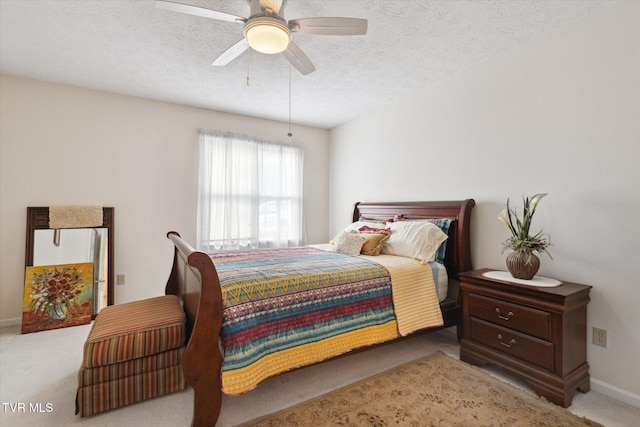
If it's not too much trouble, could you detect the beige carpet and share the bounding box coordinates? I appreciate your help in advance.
[239,351,602,427]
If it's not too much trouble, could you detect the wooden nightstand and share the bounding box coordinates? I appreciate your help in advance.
[459,268,591,407]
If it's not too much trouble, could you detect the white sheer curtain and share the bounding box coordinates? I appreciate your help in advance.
[197,130,304,251]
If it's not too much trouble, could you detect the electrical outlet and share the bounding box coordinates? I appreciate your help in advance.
[117,274,126,285]
[593,327,607,348]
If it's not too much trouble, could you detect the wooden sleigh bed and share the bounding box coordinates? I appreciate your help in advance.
[165,199,475,427]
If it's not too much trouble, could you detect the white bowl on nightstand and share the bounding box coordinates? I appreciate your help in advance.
[482,270,562,287]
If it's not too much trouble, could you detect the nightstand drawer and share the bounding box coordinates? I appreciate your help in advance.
[468,293,550,340]
[469,318,553,371]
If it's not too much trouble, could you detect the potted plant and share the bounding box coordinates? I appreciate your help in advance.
[498,193,551,279]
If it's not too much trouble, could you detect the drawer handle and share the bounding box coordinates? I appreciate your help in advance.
[497,334,516,348]
[495,308,514,321]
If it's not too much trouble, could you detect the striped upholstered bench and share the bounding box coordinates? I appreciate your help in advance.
[76,295,186,417]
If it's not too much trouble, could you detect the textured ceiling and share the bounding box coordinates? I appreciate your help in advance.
[0,0,610,129]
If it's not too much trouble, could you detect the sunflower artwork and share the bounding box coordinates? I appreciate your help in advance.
[22,262,93,334]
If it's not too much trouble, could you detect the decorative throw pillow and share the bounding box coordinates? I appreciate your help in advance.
[353,231,391,256]
[333,231,367,256]
[425,218,453,264]
[331,221,389,244]
[358,225,391,233]
[382,221,448,264]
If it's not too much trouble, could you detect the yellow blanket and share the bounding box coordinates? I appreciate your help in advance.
[361,253,444,335]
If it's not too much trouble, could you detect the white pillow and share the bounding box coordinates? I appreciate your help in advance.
[330,221,387,244]
[382,221,448,264]
[333,231,367,256]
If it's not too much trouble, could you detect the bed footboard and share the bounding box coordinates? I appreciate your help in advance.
[166,232,223,427]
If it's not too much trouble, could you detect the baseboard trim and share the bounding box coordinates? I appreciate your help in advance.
[591,378,640,409]
[0,317,21,329]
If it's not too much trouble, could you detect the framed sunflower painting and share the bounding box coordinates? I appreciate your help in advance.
[22,262,93,334]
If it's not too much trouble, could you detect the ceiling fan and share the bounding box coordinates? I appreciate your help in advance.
[155,0,367,75]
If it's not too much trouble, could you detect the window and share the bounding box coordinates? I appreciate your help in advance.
[197,131,304,251]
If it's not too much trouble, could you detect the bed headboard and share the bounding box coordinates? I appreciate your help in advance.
[352,199,475,279]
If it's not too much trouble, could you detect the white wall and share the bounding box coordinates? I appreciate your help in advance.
[329,2,639,404]
[1,0,638,408]
[0,74,330,322]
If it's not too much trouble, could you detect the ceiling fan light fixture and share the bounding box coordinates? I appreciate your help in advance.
[244,18,291,54]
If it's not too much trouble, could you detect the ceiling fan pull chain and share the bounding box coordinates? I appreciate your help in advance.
[246,49,251,86]
[288,47,293,137]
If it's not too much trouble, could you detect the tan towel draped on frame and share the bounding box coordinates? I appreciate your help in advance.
[49,205,103,229]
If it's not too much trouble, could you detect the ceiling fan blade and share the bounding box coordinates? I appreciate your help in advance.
[284,42,316,75]
[155,1,246,24]
[212,38,249,66]
[288,17,367,36]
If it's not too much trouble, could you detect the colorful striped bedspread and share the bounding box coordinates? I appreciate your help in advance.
[209,246,437,395]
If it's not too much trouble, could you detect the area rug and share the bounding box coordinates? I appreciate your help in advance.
[238,351,601,427]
